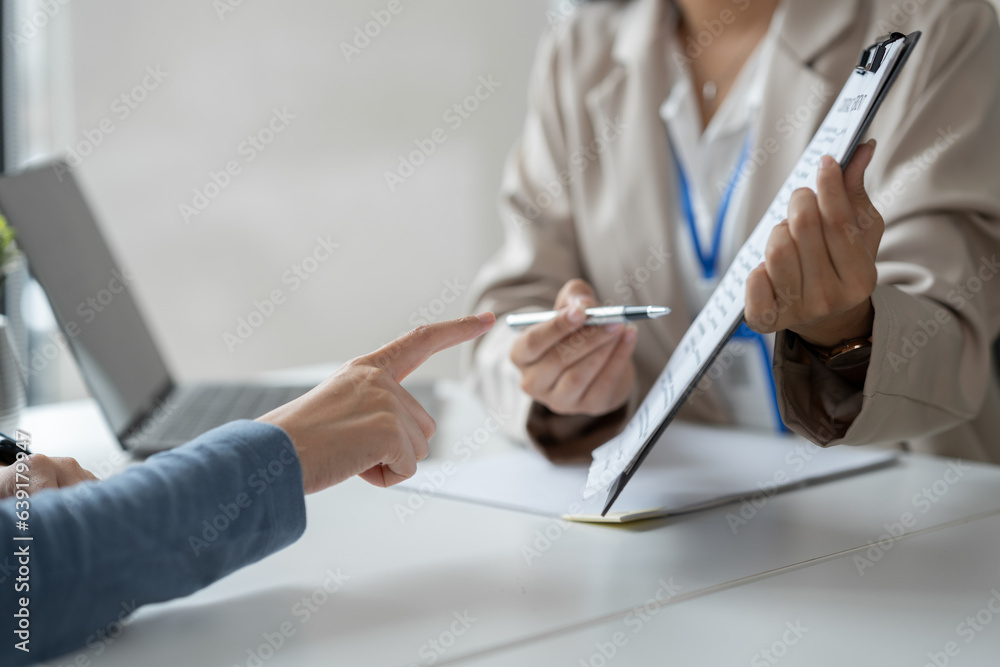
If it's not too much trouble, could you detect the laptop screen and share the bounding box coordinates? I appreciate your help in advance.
[0,161,172,438]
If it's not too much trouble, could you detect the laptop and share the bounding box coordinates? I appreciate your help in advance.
[0,161,312,455]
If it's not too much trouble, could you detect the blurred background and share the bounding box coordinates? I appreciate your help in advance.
[3,0,549,405]
[4,0,1000,408]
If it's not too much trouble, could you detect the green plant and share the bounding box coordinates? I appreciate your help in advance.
[0,214,15,269]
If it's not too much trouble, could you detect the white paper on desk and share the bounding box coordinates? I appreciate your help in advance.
[397,422,897,523]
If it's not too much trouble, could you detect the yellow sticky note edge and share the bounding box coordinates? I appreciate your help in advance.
[561,507,669,524]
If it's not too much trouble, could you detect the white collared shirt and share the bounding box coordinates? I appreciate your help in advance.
[660,3,788,432]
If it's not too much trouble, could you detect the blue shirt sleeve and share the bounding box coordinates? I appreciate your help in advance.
[0,419,307,666]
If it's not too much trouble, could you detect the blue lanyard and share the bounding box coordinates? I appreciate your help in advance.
[732,323,791,434]
[673,135,751,280]
[673,135,789,433]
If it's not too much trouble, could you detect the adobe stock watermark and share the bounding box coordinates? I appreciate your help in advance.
[611,244,672,303]
[62,401,176,518]
[847,126,960,245]
[406,610,478,667]
[394,406,512,523]
[188,444,300,556]
[920,589,1000,667]
[407,278,468,328]
[750,620,809,666]
[381,276,470,382]
[340,0,416,63]
[853,459,970,575]
[10,431,32,655]
[874,0,933,35]
[714,82,832,198]
[508,116,628,235]
[871,127,959,211]
[724,440,823,534]
[213,0,250,22]
[23,267,136,379]
[519,509,582,566]
[622,577,684,634]
[577,577,684,667]
[685,339,748,408]
[544,241,667,384]
[223,235,341,352]
[233,567,351,667]
[544,0,584,29]
[670,0,756,72]
[54,65,169,180]
[721,409,850,534]
[384,75,502,192]
[43,600,139,666]
[553,320,618,365]
[5,0,72,52]
[548,240,668,360]
[119,398,178,448]
[946,254,1000,312]
[180,107,296,223]
[885,253,997,373]
[745,282,799,333]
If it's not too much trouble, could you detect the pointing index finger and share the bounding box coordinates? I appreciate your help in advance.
[366,313,496,382]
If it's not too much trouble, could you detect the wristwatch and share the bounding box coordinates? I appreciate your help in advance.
[796,334,873,371]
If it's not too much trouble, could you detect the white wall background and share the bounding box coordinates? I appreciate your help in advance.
[27,0,1000,399]
[53,0,546,394]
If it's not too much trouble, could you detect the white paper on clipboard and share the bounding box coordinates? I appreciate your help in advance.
[587,32,922,513]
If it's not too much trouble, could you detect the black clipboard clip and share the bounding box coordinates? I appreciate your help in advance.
[856,32,907,74]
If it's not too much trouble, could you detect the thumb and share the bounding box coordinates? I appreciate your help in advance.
[843,138,883,257]
[554,279,598,310]
[843,139,876,209]
[365,313,496,383]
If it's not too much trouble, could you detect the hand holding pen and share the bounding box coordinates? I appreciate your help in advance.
[508,280,667,420]
[507,305,669,329]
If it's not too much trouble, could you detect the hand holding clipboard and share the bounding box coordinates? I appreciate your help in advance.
[587,31,923,515]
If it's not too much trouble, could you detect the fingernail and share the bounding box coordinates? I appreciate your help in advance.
[476,312,496,324]
[568,307,586,325]
[624,326,638,343]
[604,323,624,334]
[866,138,877,150]
[820,155,837,169]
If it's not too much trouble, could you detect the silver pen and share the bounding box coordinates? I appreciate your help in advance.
[506,305,670,329]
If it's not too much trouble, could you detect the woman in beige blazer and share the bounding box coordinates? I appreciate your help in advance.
[467,0,1000,463]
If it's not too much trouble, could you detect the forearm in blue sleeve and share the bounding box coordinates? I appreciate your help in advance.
[0,419,307,665]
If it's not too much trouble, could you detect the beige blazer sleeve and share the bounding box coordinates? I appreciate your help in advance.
[774,2,1000,459]
[464,13,640,462]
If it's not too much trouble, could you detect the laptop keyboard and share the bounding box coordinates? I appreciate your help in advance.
[127,383,311,449]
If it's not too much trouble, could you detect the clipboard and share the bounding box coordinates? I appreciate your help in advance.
[587,31,922,516]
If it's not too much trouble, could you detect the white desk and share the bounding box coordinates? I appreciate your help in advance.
[23,383,1000,667]
[458,512,1000,666]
